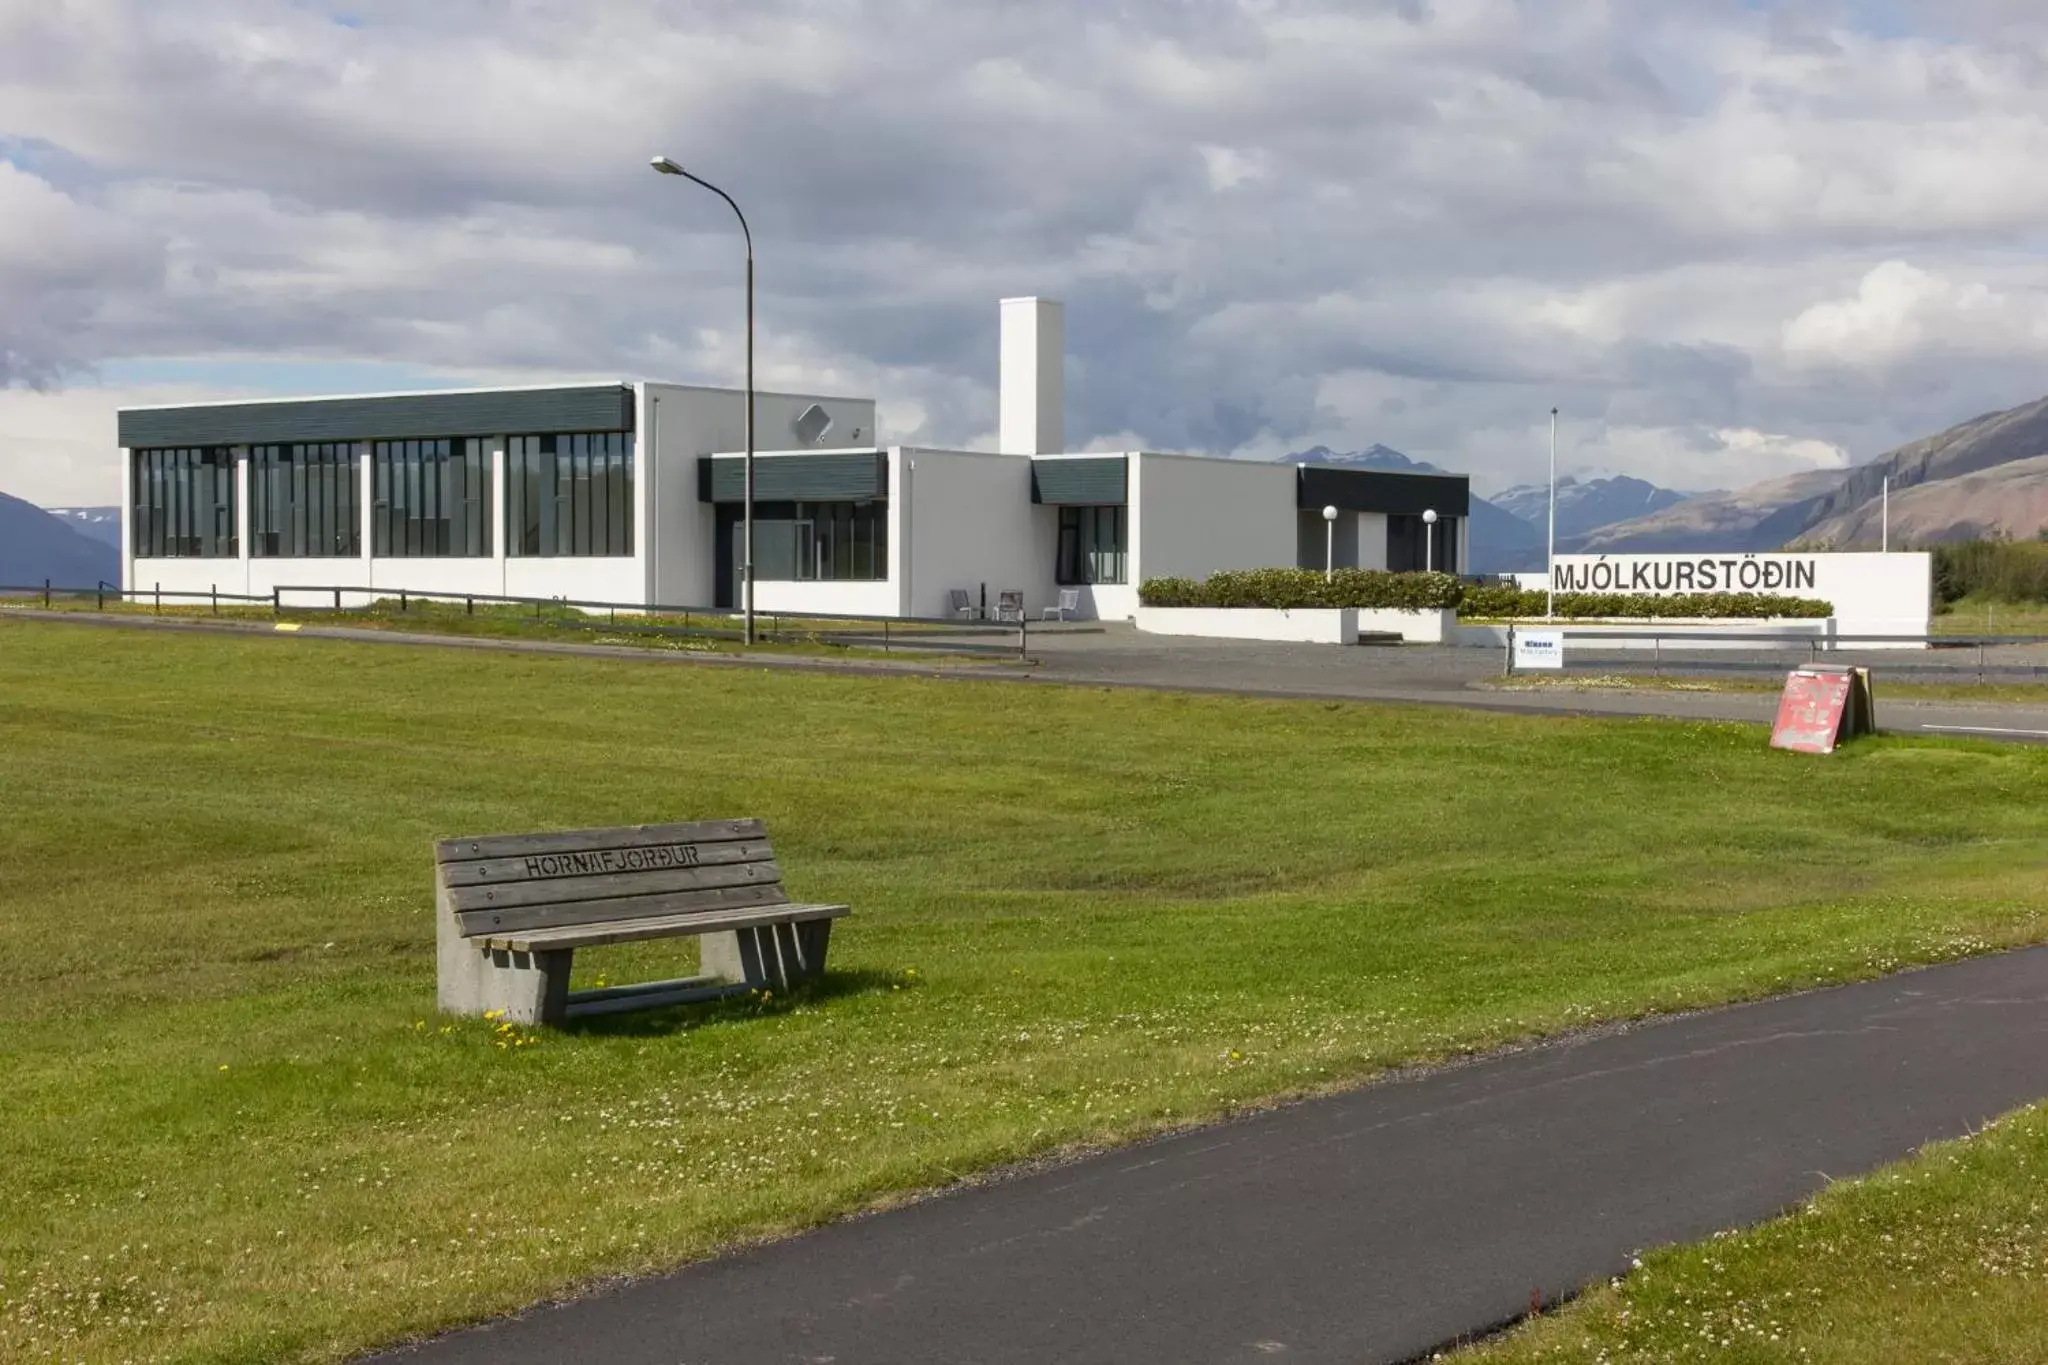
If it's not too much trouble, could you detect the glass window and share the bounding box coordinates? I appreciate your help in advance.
[371,439,489,557]
[249,443,359,557]
[732,501,888,582]
[1056,505,1126,585]
[505,433,633,556]
[131,448,236,558]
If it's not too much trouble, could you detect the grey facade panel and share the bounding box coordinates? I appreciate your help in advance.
[119,386,635,448]
[1297,465,1469,518]
[698,451,888,503]
[1031,456,1127,505]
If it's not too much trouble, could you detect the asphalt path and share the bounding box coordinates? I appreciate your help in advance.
[372,947,2048,1365]
[11,609,2048,741]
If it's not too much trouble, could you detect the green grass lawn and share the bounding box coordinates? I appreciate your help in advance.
[0,594,1007,663]
[4,618,2048,1364]
[1464,1099,2048,1363]
[1934,597,2048,638]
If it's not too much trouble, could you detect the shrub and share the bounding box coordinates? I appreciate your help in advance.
[1137,568,1464,611]
[1138,572,1833,618]
[1457,586,1832,619]
[1930,540,2048,604]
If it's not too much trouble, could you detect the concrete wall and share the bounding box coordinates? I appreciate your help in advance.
[1132,451,1298,582]
[900,447,1053,618]
[644,382,877,608]
[1548,552,1932,638]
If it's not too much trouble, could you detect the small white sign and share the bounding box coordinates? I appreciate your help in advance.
[1513,630,1565,670]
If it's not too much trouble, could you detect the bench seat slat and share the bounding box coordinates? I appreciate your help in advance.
[435,819,766,864]
[457,881,792,936]
[438,839,773,887]
[483,901,850,953]
[446,860,783,914]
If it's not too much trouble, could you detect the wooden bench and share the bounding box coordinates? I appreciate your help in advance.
[434,818,848,1025]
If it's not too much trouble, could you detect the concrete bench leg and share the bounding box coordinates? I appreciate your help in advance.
[436,885,572,1025]
[701,920,833,992]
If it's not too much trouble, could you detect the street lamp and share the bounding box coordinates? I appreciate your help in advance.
[1422,508,1438,574]
[1322,504,1338,582]
[651,155,757,644]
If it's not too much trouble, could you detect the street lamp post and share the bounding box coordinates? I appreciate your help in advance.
[651,155,756,644]
[1422,508,1438,574]
[1322,504,1338,582]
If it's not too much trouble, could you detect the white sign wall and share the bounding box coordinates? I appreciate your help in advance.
[1547,552,1932,640]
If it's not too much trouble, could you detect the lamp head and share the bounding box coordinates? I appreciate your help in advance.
[650,156,685,176]
[1422,508,1438,525]
[1322,504,1338,523]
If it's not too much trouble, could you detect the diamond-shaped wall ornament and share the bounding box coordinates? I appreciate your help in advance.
[792,403,834,445]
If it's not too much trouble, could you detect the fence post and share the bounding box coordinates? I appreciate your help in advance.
[1018,615,1028,662]
[43,578,50,609]
[1504,624,1515,677]
[96,581,105,611]
[154,583,161,615]
[211,584,218,616]
[272,586,280,616]
[399,589,407,614]
[884,618,891,654]
[333,586,341,612]
[466,595,473,616]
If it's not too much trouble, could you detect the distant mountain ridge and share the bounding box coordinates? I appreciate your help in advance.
[1492,475,1695,543]
[0,493,120,587]
[1578,393,2048,553]
[1281,445,1545,573]
[45,506,121,549]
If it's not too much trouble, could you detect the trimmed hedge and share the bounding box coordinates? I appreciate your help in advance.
[1139,571,1832,619]
[1458,584,1832,619]
[1139,568,1465,610]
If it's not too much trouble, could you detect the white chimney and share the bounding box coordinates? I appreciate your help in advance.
[999,297,1064,455]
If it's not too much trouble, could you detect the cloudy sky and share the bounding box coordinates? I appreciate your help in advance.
[6,0,2048,507]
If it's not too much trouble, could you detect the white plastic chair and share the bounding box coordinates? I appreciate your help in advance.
[1040,588,1081,621]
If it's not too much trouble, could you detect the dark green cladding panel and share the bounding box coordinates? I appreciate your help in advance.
[697,451,888,503]
[1031,456,1127,505]
[1296,465,1469,517]
[118,386,634,447]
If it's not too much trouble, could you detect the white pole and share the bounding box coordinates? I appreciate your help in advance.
[1546,406,1558,619]
[1882,475,1889,553]
[1325,520,1334,581]
[1423,508,1438,573]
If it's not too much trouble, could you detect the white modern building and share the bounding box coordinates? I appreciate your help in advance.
[118,299,1470,619]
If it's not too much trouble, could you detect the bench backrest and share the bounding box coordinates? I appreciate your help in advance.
[435,819,785,939]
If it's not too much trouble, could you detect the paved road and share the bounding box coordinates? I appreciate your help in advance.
[373,948,2048,1365]
[12,609,2048,741]
[1021,627,2048,742]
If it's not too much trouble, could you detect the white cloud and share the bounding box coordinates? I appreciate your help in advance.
[0,382,239,508]
[7,2,2048,503]
[1781,260,2048,369]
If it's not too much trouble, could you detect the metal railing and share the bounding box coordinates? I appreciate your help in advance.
[1500,622,2048,682]
[0,581,1034,661]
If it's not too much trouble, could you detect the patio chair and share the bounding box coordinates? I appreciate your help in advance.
[1040,588,1081,621]
[994,589,1026,623]
[947,588,980,620]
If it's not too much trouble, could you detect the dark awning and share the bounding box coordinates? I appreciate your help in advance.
[697,451,888,503]
[1031,456,1127,505]
[119,385,635,448]
[1297,465,1469,517]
